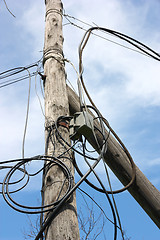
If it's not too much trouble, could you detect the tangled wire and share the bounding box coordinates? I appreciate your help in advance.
[1,25,160,240]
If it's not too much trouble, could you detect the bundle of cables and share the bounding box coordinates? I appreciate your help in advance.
[1,27,160,240]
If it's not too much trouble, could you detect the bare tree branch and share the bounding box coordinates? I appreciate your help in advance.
[78,192,106,240]
[23,215,40,240]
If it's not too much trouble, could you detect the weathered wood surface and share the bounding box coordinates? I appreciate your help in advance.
[67,85,160,229]
[43,1,80,239]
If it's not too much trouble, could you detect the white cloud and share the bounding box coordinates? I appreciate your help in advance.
[62,1,160,184]
[0,85,45,159]
[1,0,160,188]
[16,0,45,59]
[63,0,160,112]
[148,158,160,167]
[1,3,160,240]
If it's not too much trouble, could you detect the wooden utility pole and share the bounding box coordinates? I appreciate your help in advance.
[67,85,160,229]
[42,0,160,238]
[43,0,80,239]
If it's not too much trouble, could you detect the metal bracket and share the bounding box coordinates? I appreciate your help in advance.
[69,111,94,141]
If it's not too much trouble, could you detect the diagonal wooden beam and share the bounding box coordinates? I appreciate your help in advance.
[67,84,160,229]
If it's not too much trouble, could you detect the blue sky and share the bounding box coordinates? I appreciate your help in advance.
[0,0,160,239]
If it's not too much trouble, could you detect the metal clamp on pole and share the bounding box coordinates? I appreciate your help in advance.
[69,111,94,141]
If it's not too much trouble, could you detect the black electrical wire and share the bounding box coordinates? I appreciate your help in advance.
[0,67,26,79]
[71,105,135,194]
[78,28,137,193]
[64,13,160,60]
[0,74,32,89]
[1,110,124,239]
[2,155,73,214]
[79,27,160,64]
[75,28,147,239]
[39,120,80,236]
[40,120,73,238]
[0,159,30,192]
[54,116,101,161]
[3,22,157,240]
[0,62,39,79]
[0,166,29,194]
[78,187,121,230]
[0,71,43,89]
[0,60,43,89]
[82,138,125,240]
[82,102,125,239]
[78,114,110,155]
[81,130,118,240]
[35,108,120,239]
[54,115,119,238]
[35,151,106,240]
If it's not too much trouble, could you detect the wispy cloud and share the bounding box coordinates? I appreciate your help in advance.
[148,158,160,167]
[62,0,160,187]
[63,0,160,119]
[16,0,45,60]
[1,0,160,187]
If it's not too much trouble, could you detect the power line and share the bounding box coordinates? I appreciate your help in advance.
[0,72,37,89]
[3,0,16,18]
[63,13,160,60]
[0,62,39,79]
[2,11,159,240]
[22,68,31,159]
[0,61,43,89]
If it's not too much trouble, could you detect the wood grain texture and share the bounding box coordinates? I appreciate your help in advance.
[67,84,160,229]
[43,1,80,239]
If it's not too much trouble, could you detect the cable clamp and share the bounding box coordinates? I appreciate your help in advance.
[58,119,69,131]
[45,121,55,131]
[38,72,46,81]
[43,47,64,66]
